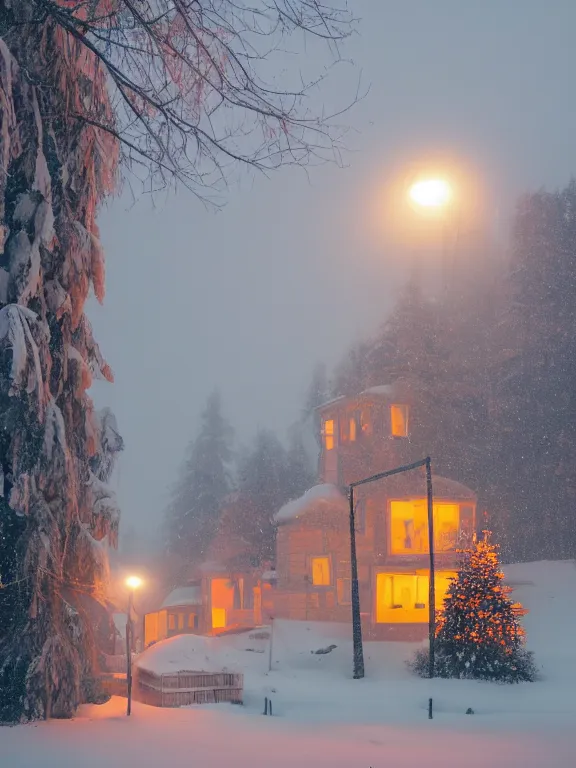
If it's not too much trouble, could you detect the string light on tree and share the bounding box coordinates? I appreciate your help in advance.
[412,532,536,683]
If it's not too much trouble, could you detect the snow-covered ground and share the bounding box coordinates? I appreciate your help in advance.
[3,561,575,767]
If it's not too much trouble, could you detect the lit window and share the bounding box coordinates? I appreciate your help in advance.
[389,500,460,554]
[178,613,185,630]
[390,404,409,437]
[360,408,371,435]
[337,578,351,605]
[188,613,197,629]
[168,614,176,631]
[349,416,357,442]
[212,607,226,629]
[311,557,331,586]
[376,571,454,623]
[323,419,335,451]
[435,504,460,552]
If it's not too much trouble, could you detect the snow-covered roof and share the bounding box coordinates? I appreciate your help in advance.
[315,395,346,411]
[161,586,202,609]
[361,384,395,398]
[199,560,228,574]
[275,484,347,523]
[315,385,398,412]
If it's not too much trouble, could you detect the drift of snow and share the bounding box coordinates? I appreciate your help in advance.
[275,483,347,522]
[136,634,224,675]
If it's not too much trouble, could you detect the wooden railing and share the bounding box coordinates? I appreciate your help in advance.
[136,668,243,708]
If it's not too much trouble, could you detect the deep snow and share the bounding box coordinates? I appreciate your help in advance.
[3,560,575,767]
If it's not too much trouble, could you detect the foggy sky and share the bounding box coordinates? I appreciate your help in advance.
[88,0,576,545]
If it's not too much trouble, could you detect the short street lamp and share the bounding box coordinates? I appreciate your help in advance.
[125,575,143,716]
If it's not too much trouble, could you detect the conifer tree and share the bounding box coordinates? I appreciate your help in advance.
[236,430,290,564]
[285,425,315,498]
[165,390,233,577]
[413,534,536,683]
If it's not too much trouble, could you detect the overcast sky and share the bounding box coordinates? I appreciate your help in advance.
[88,0,576,544]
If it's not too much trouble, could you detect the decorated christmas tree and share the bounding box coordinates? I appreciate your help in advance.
[413,533,536,682]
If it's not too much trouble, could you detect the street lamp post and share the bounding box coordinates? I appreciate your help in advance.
[348,458,436,681]
[125,576,142,716]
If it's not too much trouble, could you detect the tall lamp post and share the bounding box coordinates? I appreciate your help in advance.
[125,575,143,716]
[349,457,436,680]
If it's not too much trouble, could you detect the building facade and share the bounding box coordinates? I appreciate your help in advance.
[272,382,477,640]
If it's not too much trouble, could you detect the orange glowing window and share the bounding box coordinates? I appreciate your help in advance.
[311,557,331,586]
[349,416,357,441]
[323,419,335,451]
[360,408,371,435]
[376,571,455,623]
[390,404,409,437]
[435,504,460,552]
[390,500,460,554]
[212,607,226,629]
[168,614,176,630]
[188,613,197,629]
[177,613,185,630]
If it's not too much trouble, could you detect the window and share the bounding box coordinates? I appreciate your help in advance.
[212,607,226,629]
[177,613,185,630]
[389,500,460,555]
[323,419,335,450]
[435,504,460,551]
[233,578,244,609]
[337,578,352,605]
[349,416,357,441]
[340,413,359,443]
[360,408,371,435]
[376,571,455,623]
[188,613,197,629]
[168,614,176,631]
[390,404,409,437]
[311,556,331,586]
[244,585,254,610]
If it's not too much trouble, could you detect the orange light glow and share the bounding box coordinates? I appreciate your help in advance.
[126,575,143,590]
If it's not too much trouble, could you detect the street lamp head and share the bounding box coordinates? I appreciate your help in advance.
[126,575,143,590]
[409,178,452,209]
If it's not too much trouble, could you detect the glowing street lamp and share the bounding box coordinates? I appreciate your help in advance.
[125,575,143,716]
[409,178,452,210]
[126,575,143,590]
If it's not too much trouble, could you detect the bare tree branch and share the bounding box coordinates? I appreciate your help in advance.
[9,0,360,199]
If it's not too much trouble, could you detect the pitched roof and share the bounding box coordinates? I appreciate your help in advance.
[161,586,202,609]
